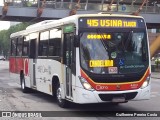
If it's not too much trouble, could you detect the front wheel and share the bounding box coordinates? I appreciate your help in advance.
[56,83,70,108]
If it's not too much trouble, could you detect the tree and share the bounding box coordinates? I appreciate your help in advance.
[0,22,31,58]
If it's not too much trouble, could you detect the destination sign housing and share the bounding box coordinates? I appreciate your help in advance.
[79,17,145,28]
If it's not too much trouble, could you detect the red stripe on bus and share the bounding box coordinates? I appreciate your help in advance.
[9,57,29,76]
[80,68,150,91]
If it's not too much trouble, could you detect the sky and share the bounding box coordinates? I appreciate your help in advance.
[0,1,10,31]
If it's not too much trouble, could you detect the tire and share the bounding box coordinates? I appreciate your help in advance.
[56,83,70,108]
[21,76,29,93]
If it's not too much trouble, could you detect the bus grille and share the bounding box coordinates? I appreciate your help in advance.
[92,76,142,83]
[99,92,138,101]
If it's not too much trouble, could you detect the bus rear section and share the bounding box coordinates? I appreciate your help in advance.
[72,16,151,104]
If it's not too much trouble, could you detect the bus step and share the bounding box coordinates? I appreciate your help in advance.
[31,86,37,89]
[65,96,73,101]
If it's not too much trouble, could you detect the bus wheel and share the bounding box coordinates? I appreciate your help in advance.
[21,77,29,93]
[56,83,69,108]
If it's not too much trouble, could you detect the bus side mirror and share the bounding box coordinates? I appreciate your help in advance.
[74,35,80,47]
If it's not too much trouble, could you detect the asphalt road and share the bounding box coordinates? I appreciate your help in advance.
[0,61,160,120]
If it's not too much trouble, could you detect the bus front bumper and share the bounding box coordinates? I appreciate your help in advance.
[73,85,150,104]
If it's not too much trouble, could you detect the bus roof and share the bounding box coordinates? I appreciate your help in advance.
[10,14,144,38]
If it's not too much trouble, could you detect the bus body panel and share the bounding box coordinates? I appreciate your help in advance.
[24,76,31,88]
[36,59,62,95]
[9,57,30,86]
[73,65,150,103]
[9,14,151,106]
[73,83,150,104]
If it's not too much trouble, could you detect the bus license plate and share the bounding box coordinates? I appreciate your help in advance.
[112,97,125,103]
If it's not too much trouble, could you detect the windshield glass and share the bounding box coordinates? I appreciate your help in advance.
[80,30,148,74]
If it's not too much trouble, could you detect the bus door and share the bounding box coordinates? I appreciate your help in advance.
[29,33,38,88]
[64,33,75,99]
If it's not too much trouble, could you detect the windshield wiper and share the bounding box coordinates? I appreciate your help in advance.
[96,28,109,52]
[125,30,133,51]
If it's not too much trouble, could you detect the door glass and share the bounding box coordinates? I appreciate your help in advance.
[64,33,74,97]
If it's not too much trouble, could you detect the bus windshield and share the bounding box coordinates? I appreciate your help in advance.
[80,30,149,74]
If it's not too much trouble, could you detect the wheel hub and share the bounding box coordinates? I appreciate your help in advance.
[57,87,62,103]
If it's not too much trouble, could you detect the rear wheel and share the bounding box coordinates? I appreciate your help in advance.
[56,83,70,108]
[21,76,29,93]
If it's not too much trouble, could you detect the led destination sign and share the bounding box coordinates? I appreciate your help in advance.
[79,17,145,28]
[87,34,111,39]
[89,60,113,67]
[87,19,137,28]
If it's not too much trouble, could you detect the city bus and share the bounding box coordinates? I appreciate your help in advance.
[9,14,151,108]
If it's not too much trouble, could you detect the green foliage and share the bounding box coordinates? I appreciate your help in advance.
[0,22,31,57]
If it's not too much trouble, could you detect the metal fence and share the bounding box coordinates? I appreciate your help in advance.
[3,0,160,14]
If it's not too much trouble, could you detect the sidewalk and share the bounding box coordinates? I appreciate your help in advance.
[151,72,160,79]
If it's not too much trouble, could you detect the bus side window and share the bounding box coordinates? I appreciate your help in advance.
[11,38,17,56]
[39,31,49,56]
[22,36,29,56]
[29,39,37,58]
[16,37,23,56]
[49,28,62,57]
[48,42,56,56]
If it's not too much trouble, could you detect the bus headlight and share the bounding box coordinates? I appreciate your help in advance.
[78,76,94,91]
[141,75,150,89]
